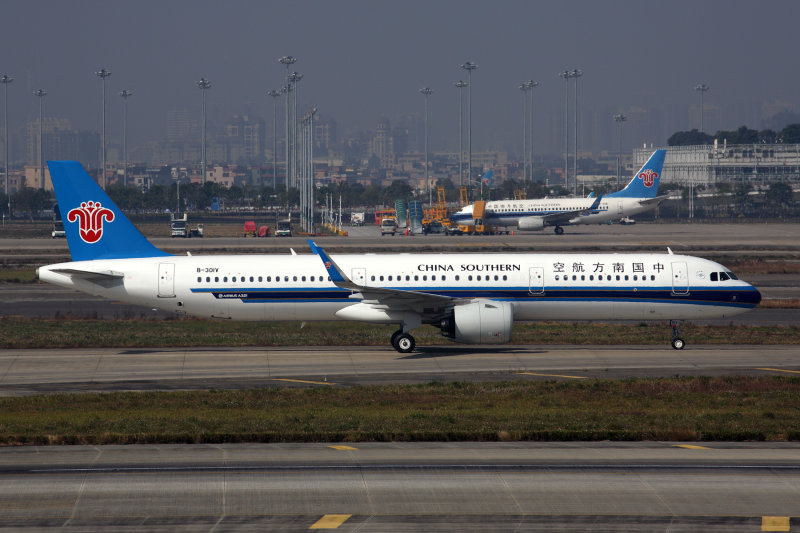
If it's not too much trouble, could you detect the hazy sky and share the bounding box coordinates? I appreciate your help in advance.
[3,0,799,157]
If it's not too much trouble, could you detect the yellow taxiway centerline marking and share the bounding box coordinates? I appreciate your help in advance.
[757,367,800,375]
[272,378,336,386]
[516,372,587,379]
[310,514,352,529]
[328,445,357,451]
[673,444,711,450]
[762,516,790,532]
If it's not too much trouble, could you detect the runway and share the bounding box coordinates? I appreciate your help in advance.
[1,442,798,531]
[1,344,798,396]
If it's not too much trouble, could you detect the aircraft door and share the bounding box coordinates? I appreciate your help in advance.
[351,268,366,285]
[528,266,544,295]
[671,261,689,295]
[617,200,624,215]
[158,263,175,298]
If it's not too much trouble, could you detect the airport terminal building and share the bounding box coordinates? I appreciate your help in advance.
[634,143,800,187]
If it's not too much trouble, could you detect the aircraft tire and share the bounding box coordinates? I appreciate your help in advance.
[390,329,403,349]
[554,226,564,235]
[671,338,685,350]
[394,333,415,353]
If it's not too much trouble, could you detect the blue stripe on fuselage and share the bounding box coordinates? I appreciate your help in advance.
[190,286,761,308]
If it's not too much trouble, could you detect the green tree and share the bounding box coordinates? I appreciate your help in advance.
[780,123,800,143]
[12,187,52,217]
[667,129,713,146]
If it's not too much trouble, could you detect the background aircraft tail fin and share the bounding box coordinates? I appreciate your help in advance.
[606,149,665,199]
[48,161,170,261]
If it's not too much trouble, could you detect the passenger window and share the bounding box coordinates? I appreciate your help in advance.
[232,277,237,282]
[650,275,655,281]
[581,275,585,281]
[423,275,427,281]
[379,275,384,281]
[284,276,289,282]
[477,275,481,281]
[206,276,210,282]
[388,275,392,281]
[432,275,436,281]
[503,275,507,281]
[302,276,306,282]
[455,275,460,281]
[414,275,419,281]
[371,275,375,281]
[442,275,447,281]
[624,275,629,281]
[406,275,410,281]
[633,275,638,281]
[224,277,228,282]
[250,276,254,282]
[494,275,499,281]
[616,275,620,281]
[589,275,594,281]
[215,277,219,282]
[293,276,297,282]
[468,275,473,281]
[258,276,262,282]
[555,275,560,281]
[197,277,201,282]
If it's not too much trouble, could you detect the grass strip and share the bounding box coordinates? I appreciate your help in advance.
[0,377,798,445]
[1,318,799,349]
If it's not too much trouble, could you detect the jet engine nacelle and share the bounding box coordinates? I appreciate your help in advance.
[441,300,514,344]
[517,217,546,231]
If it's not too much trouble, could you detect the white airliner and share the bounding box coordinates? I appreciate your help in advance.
[450,149,668,234]
[38,161,760,353]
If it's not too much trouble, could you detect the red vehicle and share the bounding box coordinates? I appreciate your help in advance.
[242,221,257,237]
[258,225,271,237]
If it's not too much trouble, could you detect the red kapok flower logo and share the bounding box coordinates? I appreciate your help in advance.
[67,201,115,243]
[638,169,657,188]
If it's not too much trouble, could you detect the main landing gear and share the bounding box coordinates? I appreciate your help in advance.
[554,226,564,235]
[670,320,685,350]
[391,329,416,354]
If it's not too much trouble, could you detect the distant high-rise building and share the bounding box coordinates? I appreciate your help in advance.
[166,110,198,141]
[225,114,265,164]
[370,117,394,168]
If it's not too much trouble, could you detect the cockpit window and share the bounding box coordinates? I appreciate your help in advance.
[726,271,738,280]
[719,272,730,281]
[710,272,718,282]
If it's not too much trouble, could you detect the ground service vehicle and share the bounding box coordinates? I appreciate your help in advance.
[170,213,187,238]
[276,220,292,237]
[380,218,397,236]
[351,212,365,226]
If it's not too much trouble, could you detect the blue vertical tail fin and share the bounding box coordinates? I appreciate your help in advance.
[48,161,170,261]
[606,149,665,199]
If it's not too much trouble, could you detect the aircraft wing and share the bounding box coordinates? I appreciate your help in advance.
[638,194,670,206]
[308,240,458,313]
[550,194,604,225]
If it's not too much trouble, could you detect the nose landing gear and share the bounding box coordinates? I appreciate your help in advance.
[670,320,685,350]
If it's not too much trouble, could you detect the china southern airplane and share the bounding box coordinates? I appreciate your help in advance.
[37,160,760,353]
[450,149,668,234]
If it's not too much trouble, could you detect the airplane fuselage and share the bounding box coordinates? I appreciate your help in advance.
[451,197,654,228]
[38,251,760,325]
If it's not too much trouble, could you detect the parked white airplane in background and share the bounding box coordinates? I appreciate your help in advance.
[450,149,668,234]
[38,160,760,353]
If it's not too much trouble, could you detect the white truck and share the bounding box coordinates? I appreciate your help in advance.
[350,212,365,226]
